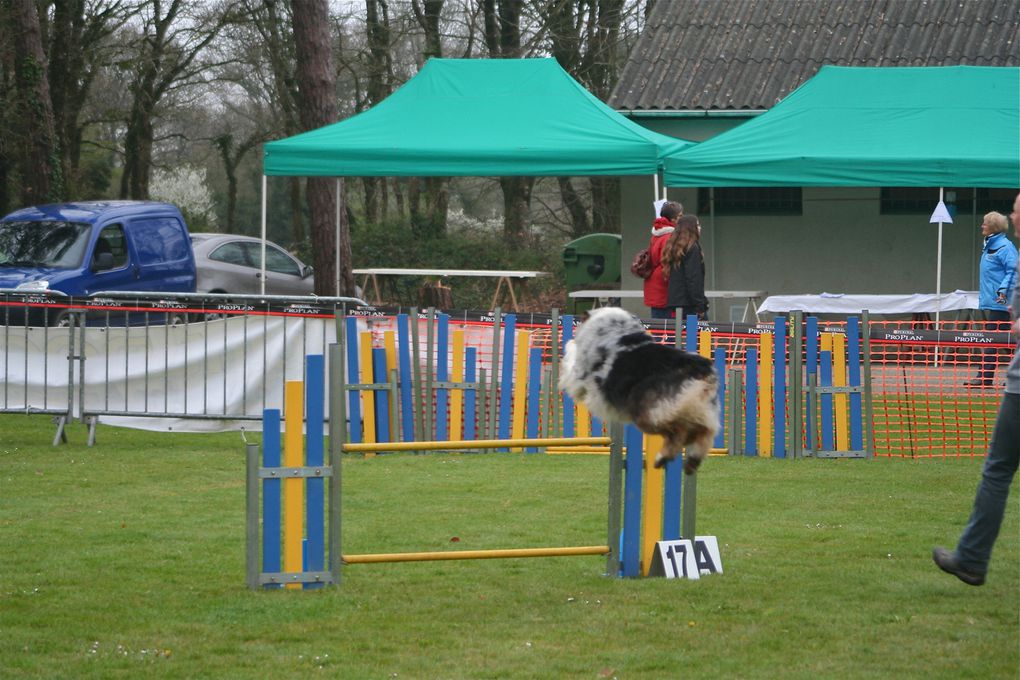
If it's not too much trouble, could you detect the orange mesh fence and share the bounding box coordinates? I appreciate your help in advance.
[868,319,1011,458]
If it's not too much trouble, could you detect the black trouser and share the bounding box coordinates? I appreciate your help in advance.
[978,309,1010,384]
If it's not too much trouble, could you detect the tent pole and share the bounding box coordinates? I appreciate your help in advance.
[336,178,341,297]
[709,187,716,291]
[652,174,659,201]
[260,175,268,296]
[935,186,944,367]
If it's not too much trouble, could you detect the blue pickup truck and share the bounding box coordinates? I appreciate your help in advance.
[0,201,196,325]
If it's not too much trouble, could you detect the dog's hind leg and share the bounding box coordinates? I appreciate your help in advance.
[682,429,714,475]
[653,430,686,469]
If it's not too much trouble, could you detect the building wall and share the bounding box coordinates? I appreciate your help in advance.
[618,118,993,321]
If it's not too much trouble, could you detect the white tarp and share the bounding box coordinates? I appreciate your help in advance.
[1,316,340,433]
[757,290,979,315]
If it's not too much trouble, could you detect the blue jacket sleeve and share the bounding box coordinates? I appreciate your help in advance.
[997,242,1019,298]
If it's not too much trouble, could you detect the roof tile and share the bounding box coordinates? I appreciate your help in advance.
[611,0,1020,110]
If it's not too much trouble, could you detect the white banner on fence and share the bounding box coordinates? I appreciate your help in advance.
[2,316,343,433]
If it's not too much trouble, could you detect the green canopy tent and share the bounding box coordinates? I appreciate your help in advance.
[663,65,1019,188]
[662,65,1020,321]
[261,58,694,293]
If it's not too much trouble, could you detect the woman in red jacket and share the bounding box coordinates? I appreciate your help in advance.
[642,201,682,319]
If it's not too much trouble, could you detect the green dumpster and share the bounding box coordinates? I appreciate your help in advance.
[562,233,622,288]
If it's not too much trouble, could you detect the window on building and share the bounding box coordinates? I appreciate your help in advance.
[697,187,802,215]
[880,187,1016,216]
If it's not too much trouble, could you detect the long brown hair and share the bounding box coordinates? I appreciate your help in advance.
[660,215,701,276]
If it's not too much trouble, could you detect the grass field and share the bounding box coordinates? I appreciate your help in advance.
[1,414,1017,679]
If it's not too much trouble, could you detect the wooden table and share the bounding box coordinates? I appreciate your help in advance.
[568,289,768,322]
[353,268,547,311]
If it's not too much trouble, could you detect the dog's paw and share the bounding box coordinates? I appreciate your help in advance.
[653,451,676,469]
[683,457,702,475]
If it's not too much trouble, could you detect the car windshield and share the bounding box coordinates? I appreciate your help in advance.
[0,220,92,269]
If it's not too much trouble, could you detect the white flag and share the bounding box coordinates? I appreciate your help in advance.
[929,201,953,224]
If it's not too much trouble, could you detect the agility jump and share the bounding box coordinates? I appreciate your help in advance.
[245,354,702,588]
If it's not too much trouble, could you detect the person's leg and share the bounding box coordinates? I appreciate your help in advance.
[978,310,1010,385]
[650,307,672,320]
[954,392,1020,572]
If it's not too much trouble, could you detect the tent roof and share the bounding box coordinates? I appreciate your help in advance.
[663,65,1020,187]
[263,58,693,178]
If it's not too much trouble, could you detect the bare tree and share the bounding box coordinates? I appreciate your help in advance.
[361,0,394,223]
[543,0,633,236]
[291,0,355,296]
[238,0,306,242]
[7,0,62,205]
[407,0,448,239]
[118,1,234,199]
[214,130,262,232]
[0,6,18,213]
[43,0,133,199]
[480,0,535,246]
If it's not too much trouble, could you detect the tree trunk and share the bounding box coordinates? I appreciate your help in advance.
[215,135,239,233]
[9,0,62,205]
[363,177,380,224]
[289,178,304,243]
[391,177,405,218]
[558,176,591,237]
[591,177,620,233]
[291,0,355,296]
[500,176,533,246]
[482,0,531,244]
[215,132,261,233]
[410,0,447,237]
[129,113,154,199]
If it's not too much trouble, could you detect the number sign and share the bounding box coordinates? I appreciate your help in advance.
[648,536,723,579]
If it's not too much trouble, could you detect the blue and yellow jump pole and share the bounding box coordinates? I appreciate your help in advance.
[246,354,333,588]
[801,316,868,457]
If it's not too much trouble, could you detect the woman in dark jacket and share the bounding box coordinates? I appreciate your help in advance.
[661,215,709,320]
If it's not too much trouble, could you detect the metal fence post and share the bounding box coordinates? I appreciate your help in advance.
[245,442,260,589]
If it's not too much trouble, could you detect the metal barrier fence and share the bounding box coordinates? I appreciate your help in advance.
[0,291,363,443]
[1,291,1014,457]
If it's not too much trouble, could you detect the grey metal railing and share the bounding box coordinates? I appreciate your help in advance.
[0,291,366,445]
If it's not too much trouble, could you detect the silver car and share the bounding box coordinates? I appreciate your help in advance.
[189,233,314,296]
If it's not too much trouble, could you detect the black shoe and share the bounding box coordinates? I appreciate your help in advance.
[964,379,991,388]
[932,547,986,586]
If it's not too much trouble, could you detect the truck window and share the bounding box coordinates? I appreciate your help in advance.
[0,220,91,269]
[131,218,190,265]
[94,225,128,269]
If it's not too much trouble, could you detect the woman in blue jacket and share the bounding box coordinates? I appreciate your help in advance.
[967,211,1018,387]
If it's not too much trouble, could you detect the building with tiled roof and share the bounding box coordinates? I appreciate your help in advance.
[613,0,1019,113]
[612,0,1020,314]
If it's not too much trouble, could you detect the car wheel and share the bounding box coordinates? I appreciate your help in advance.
[203,292,231,321]
[50,310,75,328]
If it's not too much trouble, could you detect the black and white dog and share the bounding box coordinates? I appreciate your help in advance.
[559,307,720,474]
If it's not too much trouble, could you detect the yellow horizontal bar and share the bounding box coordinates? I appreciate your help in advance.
[343,545,610,564]
[547,447,612,454]
[548,447,730,456]
[342,437,611,453]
